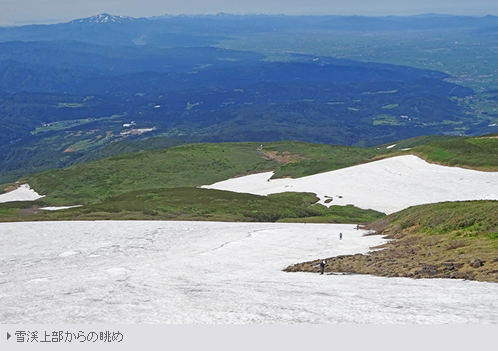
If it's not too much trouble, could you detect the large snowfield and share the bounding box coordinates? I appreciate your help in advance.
[1,155,498,324]
[202,155,498,214]
[1,221,497,324]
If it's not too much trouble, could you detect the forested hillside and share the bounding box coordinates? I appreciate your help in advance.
[1,14,497,182]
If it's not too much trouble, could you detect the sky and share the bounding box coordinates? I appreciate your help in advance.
[1,0,498,26]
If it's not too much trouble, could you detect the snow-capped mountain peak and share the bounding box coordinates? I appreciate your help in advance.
[70,13,138,24]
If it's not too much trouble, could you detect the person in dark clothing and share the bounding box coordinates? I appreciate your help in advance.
[340,232,343,240]
[320,260,327,275]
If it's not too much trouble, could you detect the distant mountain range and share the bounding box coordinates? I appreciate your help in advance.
[2,13,498,46]
[0,14,497,182]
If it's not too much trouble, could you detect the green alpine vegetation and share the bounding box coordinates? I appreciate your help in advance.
[16,140,394,206]
[22,134,498,207]
[0,188,384,223]
[1,134,498,224]
[409,133,498,170]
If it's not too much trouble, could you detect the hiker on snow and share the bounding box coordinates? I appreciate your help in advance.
[320,260,327,275]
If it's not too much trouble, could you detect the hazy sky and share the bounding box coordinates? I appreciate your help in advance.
[1,0,498,26]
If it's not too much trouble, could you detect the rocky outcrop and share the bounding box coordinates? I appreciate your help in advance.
[469,258,484,268]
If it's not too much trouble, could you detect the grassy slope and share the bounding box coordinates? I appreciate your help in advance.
[19,135,498,207]
[21,140,397,206]
[409,134,498,170]
[0,188,384,223]
[285,201,498,282]
[2,134,498,225]
[2,140,391,223]
[23,142,278,205]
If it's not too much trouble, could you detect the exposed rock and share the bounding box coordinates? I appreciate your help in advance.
[469,258,484,268]
[284,235,498,283]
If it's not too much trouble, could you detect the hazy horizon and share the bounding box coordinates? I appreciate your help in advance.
[1,0,498,26]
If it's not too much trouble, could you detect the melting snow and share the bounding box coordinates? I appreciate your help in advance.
[0,184,45,203]
[202,155,498,214]
[1,221,497,324]
[40,205,83,211]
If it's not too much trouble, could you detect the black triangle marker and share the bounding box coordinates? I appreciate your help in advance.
[7,332,11,340]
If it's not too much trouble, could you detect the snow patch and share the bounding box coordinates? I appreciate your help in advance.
[202,155,498,214]
[0,184,45,203]
[40,205,83,211]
